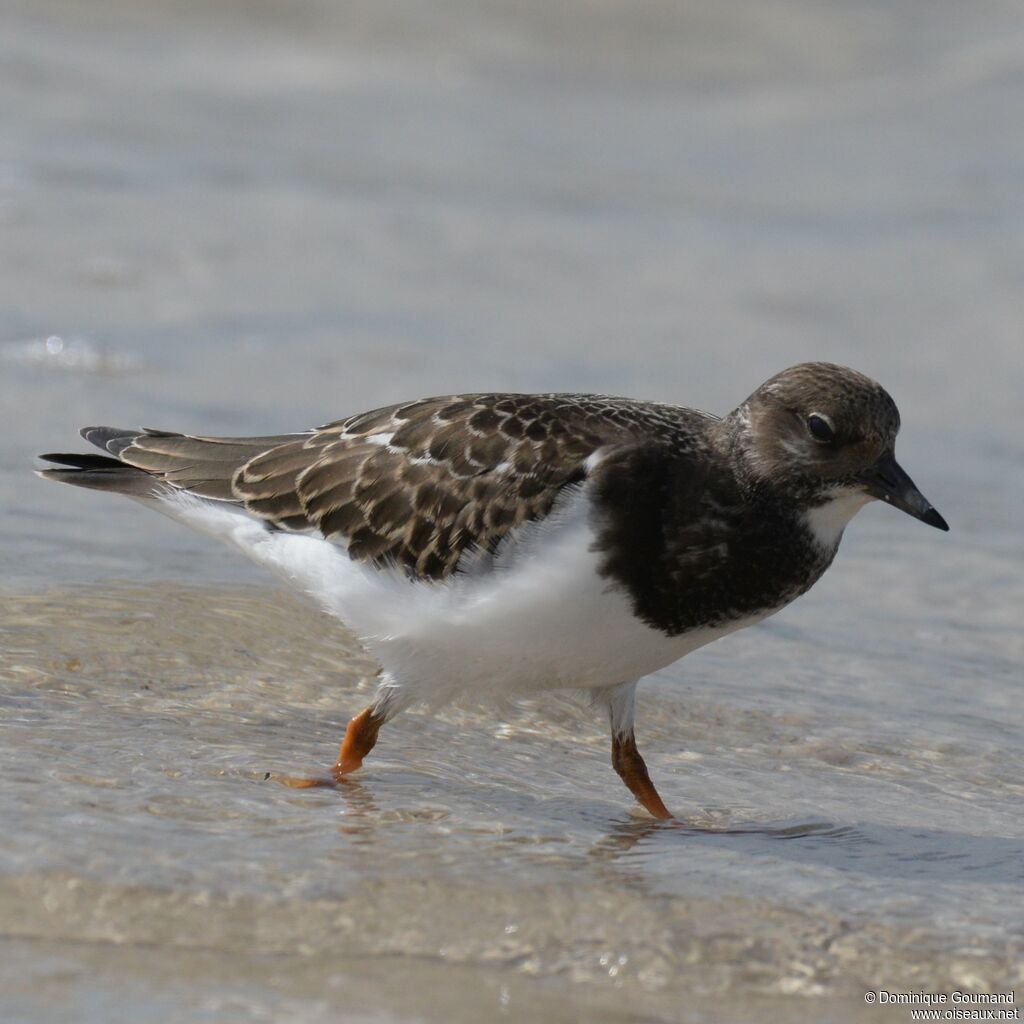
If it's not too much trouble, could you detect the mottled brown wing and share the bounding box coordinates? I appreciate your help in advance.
[231,393,694,579]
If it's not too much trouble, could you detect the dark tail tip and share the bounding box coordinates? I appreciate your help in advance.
[36,452,154,495]
[39,451,124,470]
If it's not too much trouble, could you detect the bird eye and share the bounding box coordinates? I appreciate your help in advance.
[807,414,835,443]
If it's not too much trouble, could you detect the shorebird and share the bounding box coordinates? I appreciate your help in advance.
[37,362,947,818]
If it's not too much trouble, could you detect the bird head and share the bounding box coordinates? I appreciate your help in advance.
[728,362,948,531]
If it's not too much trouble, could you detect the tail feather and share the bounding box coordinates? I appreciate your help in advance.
[40,425,301,501]
[39,451,124,469]
[36,452,156,495]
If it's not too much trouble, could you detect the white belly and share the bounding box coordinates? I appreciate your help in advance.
[152,486,770,705]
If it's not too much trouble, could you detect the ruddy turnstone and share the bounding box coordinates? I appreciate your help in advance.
[37,362,947,819]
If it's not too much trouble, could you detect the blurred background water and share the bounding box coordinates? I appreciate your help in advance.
[1,1,1022,1021]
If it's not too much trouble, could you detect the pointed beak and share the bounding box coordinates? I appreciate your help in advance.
[856,451,949,531]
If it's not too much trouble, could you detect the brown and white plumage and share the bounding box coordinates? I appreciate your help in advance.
[63,394,708,580]
[249,395,710,576]
[37,364,948,819]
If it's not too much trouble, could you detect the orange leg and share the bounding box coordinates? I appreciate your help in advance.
[278,704,386,789]
[332,705,385,779]
[612,730,672,820]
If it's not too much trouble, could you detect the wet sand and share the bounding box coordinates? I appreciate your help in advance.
[2,585,1022,1022]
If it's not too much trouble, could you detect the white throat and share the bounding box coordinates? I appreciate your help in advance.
[803,487,873,550]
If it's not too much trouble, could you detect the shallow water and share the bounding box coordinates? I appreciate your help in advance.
[2,582,1022,1021]
[2,1,1023,1021]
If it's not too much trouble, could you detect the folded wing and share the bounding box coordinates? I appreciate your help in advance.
[64,394,695,580]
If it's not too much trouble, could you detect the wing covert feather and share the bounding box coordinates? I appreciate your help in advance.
[231,394,708,579]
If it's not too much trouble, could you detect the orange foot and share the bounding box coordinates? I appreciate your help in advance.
[275,705,386,789]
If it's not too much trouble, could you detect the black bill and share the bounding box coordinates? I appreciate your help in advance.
[857,451,949,531]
